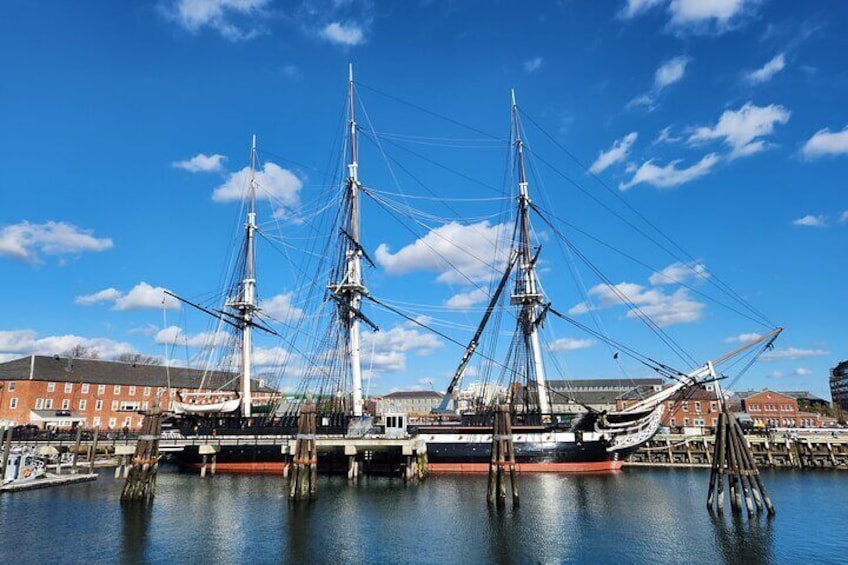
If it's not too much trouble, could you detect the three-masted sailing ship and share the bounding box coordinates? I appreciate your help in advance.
[169,67,782,473]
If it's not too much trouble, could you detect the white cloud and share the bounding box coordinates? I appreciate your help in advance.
[569,282,705,327]
[550,338,595,352]
[649,261,709,285]
[619,153,720,190]
[655,56,690,89]
[0,329,137,359]
[801,125,848,159]
[320,22,365,46]
[655,126,682,144]
[0,221,113,263]
[840,210,848,223]
[745,53,786,84]
[724,332,763,344]
[792,214,827,227]
[761,347,829,361]
[161,0,269,41]
[793,367,812,377]
[155,326,230,348]
[212,162,302,216]
[75,288,123,306]
[524,57,544,73]
[445,288,488,310]
[172,153,226,173]
[689,102,790,159]
[259,292,304,322]
[620,0,761,34]
[360,322,443,373]
[375,221,507,285]
[590,132,639,174]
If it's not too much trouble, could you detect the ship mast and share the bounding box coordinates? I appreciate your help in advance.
[329,65,366,417]
[509,91,551,418]
[227,134,259,418]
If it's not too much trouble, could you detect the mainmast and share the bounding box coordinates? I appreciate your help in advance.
[509,91,551,417]
[329,65,366,417]
[227,134,259,418]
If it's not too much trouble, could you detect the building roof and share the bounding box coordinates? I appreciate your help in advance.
[781,391,829,403]
[0,355,277,392]
[547,378,663,391]
[382,390,444,400]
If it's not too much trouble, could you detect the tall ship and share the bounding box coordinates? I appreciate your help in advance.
[168,67,781,473]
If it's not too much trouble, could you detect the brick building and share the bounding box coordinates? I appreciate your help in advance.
[618,384,722,432]
[737,389,836,428]
[0,355,276,430]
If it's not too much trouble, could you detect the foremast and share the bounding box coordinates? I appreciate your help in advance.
[329,65,366,417]
[226,134,260,418]
[510,91,551,417]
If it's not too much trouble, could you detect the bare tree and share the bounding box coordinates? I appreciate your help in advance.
[115,352,162,365]
[62,344,100,359]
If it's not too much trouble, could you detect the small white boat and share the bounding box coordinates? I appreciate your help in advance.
[2,447,47,485]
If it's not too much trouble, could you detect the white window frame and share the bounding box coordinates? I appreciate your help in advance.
[98,384,106,395]
[111,400,119,411]
[81,383,90,394]
[93,417,101,427]
[114,385,121,395]
[95,399,103,411]
[79,399,87,411]
[47,382,56,392]
[61,398,70,410]
[9,397,18,409]
[64,382,73,393]
[108,417,117,428]
[45,398,54,409]
[35,398,45,410]
[129,386,136,396]
[143,387,151,397]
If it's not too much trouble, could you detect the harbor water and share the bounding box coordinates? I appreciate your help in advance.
[0,466,845,564]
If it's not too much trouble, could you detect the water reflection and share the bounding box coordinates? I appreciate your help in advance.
[121,501,153,563]
[710,511,774,565]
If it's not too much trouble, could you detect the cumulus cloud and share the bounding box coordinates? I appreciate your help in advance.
[655,126,682,144]
[569,282,705,327]
[160,0,269,41]
[801,125,848,159]
[172,153,226,173]
[619,153,719,190]
[792,214,827,227]
[688,102,790,159]
[0,221,113,263]
[648,261,709,285]
[360,322,443,373]
[745,53,786,84]
[590,132,639,174]
[550,338,595,352]
[761,347,829,361]
[259,292,304,322]
[320,22,365,46]
[155,326,231,348]
[445,288,488,310]
[0,329,138,360]
[76,282,180,311]
[621,0,761,34]
[212,162,303,216]
[841,210,848,223]
[375,221,507,285]
[524,57,544,73]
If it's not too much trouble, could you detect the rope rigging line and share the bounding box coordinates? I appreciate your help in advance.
[518,109,775,328]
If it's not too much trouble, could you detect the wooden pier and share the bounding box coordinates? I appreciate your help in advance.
[627,432,848,469]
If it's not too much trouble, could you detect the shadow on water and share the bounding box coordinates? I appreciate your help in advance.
[121,501,153,563]
[486,503,522,565]
[285,500,318,563]
[710,510,774,565]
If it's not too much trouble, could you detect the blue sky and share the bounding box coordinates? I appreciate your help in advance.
[1,1,846,400]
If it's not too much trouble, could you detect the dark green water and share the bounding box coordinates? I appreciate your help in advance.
[0,466,844,564]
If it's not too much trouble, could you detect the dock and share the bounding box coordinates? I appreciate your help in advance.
[1,473,97,493]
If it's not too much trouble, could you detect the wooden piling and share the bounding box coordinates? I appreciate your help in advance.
[89,429,99,474]
[289,399,318,501]
[71,426,83,474]
[1,427,12,480]
[120,397,162,503]
[706,403,775,516]
[487,404,518,507]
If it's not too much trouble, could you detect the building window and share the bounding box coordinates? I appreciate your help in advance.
[683,418,690,427]
[694,402,701,413]
[120,401,140,411]
[710,401,717,412]
[45,399,53,409]
[108,418,117,428]
[79,399,87,411]
[93,417,101,427]
[81,383,90,394]
[98,384,106,395]
[694,418,705,426]
[114,385,121,395]
[681,402,689,412]
[62,399,70,410]
[143,387,151,397]
[9,398,17,409]
[47,382,56,392]
[129,386,136,396]
[95,399,103,411]
[64,382,73,393]
[8,382,15,391]
[111,400,119,411]
[711,418,717,427]
[142,401,149,410]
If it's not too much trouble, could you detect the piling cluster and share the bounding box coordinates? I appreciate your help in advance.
[289,400,318,501]
[487,404,519,507]
[120,398,162,503]
[707,406,775,516]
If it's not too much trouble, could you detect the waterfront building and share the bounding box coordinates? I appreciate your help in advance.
[547,378,664,414]
[0,355,277,430]
[374,391,444,417]
[830,360,848,422]
[737,389,837,428]
[617,384,721,432]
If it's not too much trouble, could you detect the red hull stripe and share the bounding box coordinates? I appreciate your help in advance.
[185,462,289,474]
[427,461,623,473]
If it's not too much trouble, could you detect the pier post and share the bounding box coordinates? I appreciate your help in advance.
[71,426,83,474]
[120,397,162,503]
[289,398,317,501]
[487,404,517,507]
[1,427,11,481]
[89,429,99,474]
